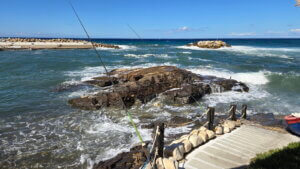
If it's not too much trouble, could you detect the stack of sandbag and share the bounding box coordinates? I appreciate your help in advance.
[144,157,179,169]
[163,126,216,162]
[222,120,242,133]
[154,120,243,168]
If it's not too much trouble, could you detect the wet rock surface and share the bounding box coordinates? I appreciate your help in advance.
[68,66,249,110]
[93,144,148,169]
[186,40,231,49]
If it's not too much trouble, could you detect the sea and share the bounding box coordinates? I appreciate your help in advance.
[1,38,300,168]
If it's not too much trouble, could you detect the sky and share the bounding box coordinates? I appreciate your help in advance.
[0,0,300,39]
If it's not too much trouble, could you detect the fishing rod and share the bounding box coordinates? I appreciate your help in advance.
[67,0,145,146]
[66,4,155,169]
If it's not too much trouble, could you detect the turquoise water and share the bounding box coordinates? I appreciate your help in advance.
[1,39,300,168]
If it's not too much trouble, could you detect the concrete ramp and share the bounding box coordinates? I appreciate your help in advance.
[183,125,300,169]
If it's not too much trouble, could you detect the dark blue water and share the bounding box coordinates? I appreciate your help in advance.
[1,39,300,168]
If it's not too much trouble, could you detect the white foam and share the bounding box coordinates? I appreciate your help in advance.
[177,45,219,51]
[221,46,293,59]
[124,53,170,58]
[125,54,151,58]
[203,84,270,107]
[165,124,193,137]
[188,67,269,85]
[188,57,211,62]
[66,66,106,81]
[118,45,137,50]
[84,115,152,167]
[177,45,298,59]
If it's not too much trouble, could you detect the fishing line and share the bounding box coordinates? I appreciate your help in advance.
[68,1,151,166]
[127,24,142,39]
[67,5,148,167]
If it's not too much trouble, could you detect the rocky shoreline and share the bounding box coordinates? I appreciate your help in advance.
[186,40,231,49]
[0,38,120,50]
[68,66,249,110]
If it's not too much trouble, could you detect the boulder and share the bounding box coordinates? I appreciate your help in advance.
[93,144,148,169]
[68,66,249,110]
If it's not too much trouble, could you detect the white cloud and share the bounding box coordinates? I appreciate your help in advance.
[178,26,190,32]
[290,29,300,33]
[229,32,256,36]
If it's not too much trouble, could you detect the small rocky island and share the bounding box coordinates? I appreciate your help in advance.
[0,38,120,50]
[186,40,231,49]
[69,66,248,110]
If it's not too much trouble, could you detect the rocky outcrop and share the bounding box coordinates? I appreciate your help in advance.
[186,40,231,49]
[68,66,249,110]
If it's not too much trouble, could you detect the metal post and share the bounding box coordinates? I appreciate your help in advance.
[241,104,247,119]
[229,105,237,121]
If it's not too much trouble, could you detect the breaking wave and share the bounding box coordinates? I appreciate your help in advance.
[124,53,170,58]
[177,45,299,59]
[188,67,270,85]
[96,45,137,50]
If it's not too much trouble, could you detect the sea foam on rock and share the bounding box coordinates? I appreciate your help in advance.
[68,66,249,110]
[186,40,231,49]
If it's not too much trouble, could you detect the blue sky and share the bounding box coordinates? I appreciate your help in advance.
[1,0,300,38]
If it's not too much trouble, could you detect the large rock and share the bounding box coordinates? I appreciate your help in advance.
[69,66,249,110]
[186,40,231,49]
[93,144,148,169]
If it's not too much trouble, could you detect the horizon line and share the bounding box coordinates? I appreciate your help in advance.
[1,36,300,40]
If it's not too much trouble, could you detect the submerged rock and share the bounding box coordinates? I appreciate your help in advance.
[186,40,231,49]
[68,66,249,110]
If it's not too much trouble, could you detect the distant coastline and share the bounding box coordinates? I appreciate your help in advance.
[1,37,300,40]
[0,38,120,50]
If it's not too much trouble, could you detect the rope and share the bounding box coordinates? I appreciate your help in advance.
[166,108,210,127]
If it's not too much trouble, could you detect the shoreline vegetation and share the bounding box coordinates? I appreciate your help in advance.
[248,142,300,169]
[0,38,120,50]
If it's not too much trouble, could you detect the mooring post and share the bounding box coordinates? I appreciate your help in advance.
[229,105,237,121]
[241,104,247,119]
[150,123,165,159]
[207,107,215,130]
